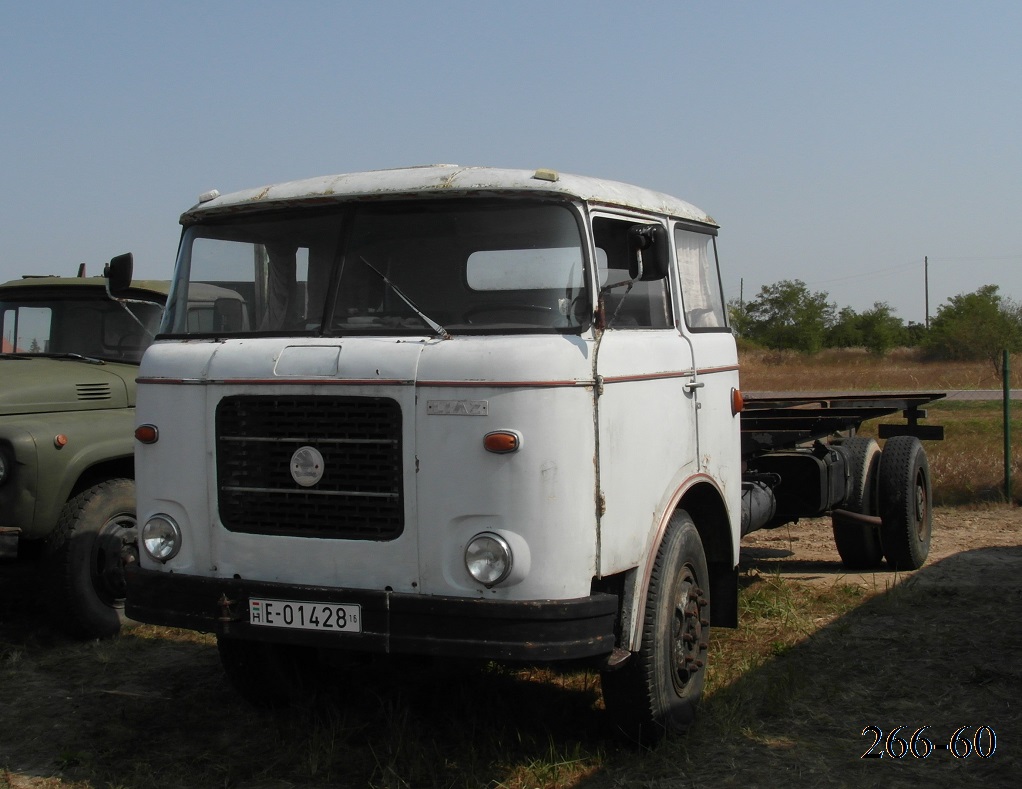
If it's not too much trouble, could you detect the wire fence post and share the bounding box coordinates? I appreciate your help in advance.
[1004,349,1012,503]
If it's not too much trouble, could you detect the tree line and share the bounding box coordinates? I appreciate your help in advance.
[728,280,1022,372]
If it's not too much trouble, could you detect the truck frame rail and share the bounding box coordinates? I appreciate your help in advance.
[741,391,946,457]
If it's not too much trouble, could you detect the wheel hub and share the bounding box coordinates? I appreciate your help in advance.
[671,572,708,694]
[913,470,928,537]
[93,514,138,602]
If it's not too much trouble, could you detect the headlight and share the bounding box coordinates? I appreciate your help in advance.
[142,515,182,562]
[465,532,513,586]
[0,451,8,486]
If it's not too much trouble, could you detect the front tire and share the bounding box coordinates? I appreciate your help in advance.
[601,510,710,743]
[879,436,932,570]
[44,479,137,639]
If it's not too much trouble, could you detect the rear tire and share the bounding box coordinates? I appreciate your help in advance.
[44,479,137,639]
[878,436,932,570]
[832,437,884,569]
[601,510,709,744]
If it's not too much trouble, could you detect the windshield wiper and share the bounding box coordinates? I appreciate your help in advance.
[45,352,106,365]
[359,257,450,339]
[0,351,106,364]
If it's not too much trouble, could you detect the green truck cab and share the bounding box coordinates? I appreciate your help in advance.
[0,257,168,638]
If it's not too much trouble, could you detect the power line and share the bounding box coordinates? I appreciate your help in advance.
[726,253,1022,309]
[925,254,1022,262]
[807,253,1022,287]
[808,260,919,286]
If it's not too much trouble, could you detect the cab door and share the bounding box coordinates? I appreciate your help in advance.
[592,213,699,577]
[672,222,742,535]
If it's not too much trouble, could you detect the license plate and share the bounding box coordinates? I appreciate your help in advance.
[249,598,362,633]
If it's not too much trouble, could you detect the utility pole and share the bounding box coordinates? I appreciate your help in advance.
[924,256,929,330]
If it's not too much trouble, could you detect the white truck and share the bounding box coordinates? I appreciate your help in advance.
[124,166,940,741]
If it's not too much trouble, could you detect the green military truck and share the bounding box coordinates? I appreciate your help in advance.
[0,256,167,638]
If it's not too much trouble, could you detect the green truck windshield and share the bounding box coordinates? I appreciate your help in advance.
[1,293,162,363]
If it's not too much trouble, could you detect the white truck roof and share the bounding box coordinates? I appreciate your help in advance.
[182,165,718,228]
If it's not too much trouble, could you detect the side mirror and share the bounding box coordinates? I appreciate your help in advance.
[104,253,134,296]
[627,225,669,281]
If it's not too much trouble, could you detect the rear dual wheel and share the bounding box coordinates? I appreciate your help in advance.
[878,436,932,570]
[831,437,885,569]
[831,435,932,571]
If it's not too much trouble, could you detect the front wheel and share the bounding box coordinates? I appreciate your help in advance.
[601,510,710,743]
[44,479,138,639]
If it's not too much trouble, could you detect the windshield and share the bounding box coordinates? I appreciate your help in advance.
[0,292,163,363]
[163,198,590,337]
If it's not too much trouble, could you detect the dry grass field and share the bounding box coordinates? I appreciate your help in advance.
[740,348,1022,506]
[2,349,1020,789]
[737,346,1022,392]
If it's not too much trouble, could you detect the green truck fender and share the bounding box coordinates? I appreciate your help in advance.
[1,408,136,541]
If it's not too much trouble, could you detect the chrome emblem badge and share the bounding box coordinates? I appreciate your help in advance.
[290,446,325,487]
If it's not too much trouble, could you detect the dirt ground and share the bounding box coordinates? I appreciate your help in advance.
[740,506,1022,590]
[2,506,1020,788]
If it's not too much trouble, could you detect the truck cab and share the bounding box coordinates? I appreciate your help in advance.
[126,165,744,740]
[0,264,166,637]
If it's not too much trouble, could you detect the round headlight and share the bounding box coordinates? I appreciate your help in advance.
[142,515,182,562]
[465,532,513,587]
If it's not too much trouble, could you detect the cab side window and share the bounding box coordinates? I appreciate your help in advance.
[675,227,726,330]
[2,306,51,353]
[593,217,672,329]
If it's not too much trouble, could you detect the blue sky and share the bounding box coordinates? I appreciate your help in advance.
[2,1,1020,325]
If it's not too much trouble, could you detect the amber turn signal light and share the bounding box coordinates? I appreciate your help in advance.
[135,424,159,444]
[483,430,521,454]
[731,388,745,416]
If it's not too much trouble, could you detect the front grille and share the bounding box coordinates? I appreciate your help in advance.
[216,395,403,540]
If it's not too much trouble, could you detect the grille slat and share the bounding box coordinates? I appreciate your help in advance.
[216,395,404,540]
[222,486,396,499]
[221,436,397,446]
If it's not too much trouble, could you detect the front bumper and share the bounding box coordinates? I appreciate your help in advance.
[126,567,619,662]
